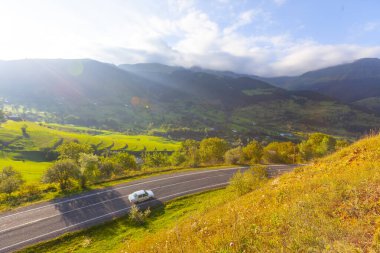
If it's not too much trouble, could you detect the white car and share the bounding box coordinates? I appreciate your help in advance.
[128,190,154,203]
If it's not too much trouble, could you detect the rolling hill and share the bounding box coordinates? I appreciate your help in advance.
[124,133,380,252]
[0,59,379,139]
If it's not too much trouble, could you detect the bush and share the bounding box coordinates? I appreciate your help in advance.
[263,142,296,164]
[228,167,268,196]
[99,158,123,180]
[298,133,338,161]
[42,184,58,193]
[111,152,138,170]
[242,140,263,164]
[199,137,229,164]
[143,152,170,168]
[170,151,187,166]
[19,183,42,201]
[224,147,244,165]
[129,205,151,225]
[0,166,24,195]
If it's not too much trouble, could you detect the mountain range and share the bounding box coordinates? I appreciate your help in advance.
[263,58,380,113]
[0,58,379,140]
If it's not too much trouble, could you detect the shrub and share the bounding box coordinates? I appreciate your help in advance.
[143,152,170,168]
[170,151,187,166]
[263,142,296,164]
[298,133,339,161]
[42,184,58,193]
[0,166,24,195]
[129,205,151,225]
[199,137,229,164]
[242,140,263,164]
[99,158,123,180]
[111,152,138,170]
[224,147,244,165]
[19,183,42,201]
[228,167,268,196]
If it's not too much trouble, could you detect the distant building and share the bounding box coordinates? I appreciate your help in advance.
[280,133,293,137]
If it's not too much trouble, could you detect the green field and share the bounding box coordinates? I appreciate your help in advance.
[0,120,180,183]
[0,121,179,152]
[0,157,52,182]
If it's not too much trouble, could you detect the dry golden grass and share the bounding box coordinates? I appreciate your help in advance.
[126,134,380,252]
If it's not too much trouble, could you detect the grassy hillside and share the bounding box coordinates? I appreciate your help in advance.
[19,134,380,252]
[0,120,179,182]
[124,134,380,252]
[0,121,179,153]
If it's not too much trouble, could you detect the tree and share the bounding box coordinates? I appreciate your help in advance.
[242,140,263,164]
[78,153,99,188]
[170,151,186,166]
[129,205,151,225]
[143,152,170,168]
[224,147,244,165]
[0,166,24,194]
[21,124,29,138]
[181,139,200,167]
[298,133,337,161]
[170,139,200,167]
[111,152,137,170]
[43,159,80,190]
[0,110,4,122]
[98,157,123,179]
[199,137,229,164]
[56,142,93,162]
[263,142,296,164]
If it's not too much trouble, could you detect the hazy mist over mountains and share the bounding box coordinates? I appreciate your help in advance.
[1,57,380,138]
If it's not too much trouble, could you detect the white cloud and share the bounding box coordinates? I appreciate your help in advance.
[223,9,259,34]
[273,0,287,6]
[1,0,380,77]
[364,21,380,32]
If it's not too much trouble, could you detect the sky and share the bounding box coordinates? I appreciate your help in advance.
[0,0,380,76]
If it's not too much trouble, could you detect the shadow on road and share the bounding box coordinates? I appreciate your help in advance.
[53,188,164,228]
[53,188,130,226]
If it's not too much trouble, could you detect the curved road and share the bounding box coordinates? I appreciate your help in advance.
[0,165,296,252]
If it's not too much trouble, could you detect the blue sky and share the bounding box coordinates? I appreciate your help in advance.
[0,0,380,76]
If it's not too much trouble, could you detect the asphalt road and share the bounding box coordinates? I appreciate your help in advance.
[0,165,296,253]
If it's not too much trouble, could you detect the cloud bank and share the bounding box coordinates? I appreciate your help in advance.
[1,0,380,76]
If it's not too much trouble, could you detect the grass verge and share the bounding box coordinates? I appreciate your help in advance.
[18,188,233,253]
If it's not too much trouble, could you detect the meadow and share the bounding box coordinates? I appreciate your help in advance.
[0,120,180,183]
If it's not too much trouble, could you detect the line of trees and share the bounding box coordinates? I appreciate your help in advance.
[43,142,137,190]
[0,132,350,198]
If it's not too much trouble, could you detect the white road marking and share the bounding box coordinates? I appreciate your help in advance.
[0,183,228,253]
[0,173,230,234]
[0,166,246,220]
